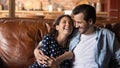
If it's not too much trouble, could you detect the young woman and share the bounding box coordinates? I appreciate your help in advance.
[29,15,74,68]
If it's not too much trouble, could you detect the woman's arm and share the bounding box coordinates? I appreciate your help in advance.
[47,57,60,68]
[55,51,74,64]
[34,41,50,64]
[34,45,60,68]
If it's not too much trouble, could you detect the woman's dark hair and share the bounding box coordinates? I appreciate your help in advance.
[49,14,74,38]
[48,15,75,50]
[72,4,96,24]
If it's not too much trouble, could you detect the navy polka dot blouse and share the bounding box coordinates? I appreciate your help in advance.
[29,34,72,68]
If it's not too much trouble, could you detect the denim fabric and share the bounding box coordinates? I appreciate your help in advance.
[69,27,120,68]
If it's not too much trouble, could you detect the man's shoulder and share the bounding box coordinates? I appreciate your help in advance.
[96,28,115,39]
[71,29,80,39]
[97,28,115,35]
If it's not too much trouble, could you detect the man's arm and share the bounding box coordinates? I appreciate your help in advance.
[113,38,120,65]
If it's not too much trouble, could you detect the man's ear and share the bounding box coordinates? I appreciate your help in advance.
[88,19,93,24]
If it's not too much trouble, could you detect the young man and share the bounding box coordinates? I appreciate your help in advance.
[34,4,120,68]
[69,4,120,68]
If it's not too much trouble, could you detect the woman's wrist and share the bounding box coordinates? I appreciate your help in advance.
[55,51,73,64]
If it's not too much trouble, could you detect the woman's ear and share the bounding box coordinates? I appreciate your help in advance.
[55,25,59,30]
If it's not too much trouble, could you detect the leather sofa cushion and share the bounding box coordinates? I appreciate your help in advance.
[0,18,54,68]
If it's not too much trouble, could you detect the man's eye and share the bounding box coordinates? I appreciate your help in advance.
[76,21,80,23]
[77,21,82,24]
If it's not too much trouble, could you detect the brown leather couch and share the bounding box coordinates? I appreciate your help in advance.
[0,18,119,68]
[0,18,54,68]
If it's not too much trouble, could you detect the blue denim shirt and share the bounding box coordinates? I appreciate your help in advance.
[69,28,120,68]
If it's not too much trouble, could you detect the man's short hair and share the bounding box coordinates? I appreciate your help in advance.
[72,4,96,24]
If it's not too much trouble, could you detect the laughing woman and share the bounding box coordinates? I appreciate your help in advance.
[29,15,74,68]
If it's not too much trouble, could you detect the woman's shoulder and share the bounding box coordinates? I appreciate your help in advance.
[43,34,54,40]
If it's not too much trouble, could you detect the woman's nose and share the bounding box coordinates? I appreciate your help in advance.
[66,22,70,26]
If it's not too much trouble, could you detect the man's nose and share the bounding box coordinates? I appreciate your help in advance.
[74,23,79,28]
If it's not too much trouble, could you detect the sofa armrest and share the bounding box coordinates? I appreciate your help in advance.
[0,57,4,68]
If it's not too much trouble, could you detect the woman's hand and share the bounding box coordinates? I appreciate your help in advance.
[34,47,50,65]
[56,51,74,64]
[64,51,74,59]
[47,57,60,68]
[34,48,59,68]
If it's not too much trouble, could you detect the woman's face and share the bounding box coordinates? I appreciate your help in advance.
[56,16,73,36]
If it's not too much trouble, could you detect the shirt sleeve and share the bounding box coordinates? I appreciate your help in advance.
[113,37,120,65]
[41,34,51,57]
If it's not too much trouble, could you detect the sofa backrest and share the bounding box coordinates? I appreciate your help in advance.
[0,18,54,68]
[95,20,120,43]
[0,18,119,68]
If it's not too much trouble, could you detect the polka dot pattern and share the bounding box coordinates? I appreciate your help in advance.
[29,34,72,68]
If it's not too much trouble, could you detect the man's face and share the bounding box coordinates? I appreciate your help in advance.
[74,13,90,34]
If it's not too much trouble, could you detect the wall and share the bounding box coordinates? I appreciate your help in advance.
[0,0,104,11]
[22,0,100,11]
